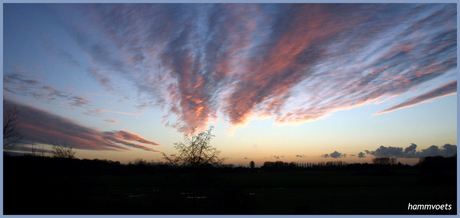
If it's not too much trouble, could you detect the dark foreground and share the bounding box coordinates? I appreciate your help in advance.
[3,155,457,215]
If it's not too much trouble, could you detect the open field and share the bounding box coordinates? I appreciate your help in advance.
[4,157,456,215]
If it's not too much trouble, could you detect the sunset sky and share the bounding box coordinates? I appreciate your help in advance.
[3,3,457,166]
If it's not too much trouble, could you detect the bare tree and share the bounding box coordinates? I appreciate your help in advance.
[133,158,148,166]
[163,126,224,212]
[3,102,23,150]
[390,157,397,165]
[29,139,48,157]
[163,126,224,168]
[372,157,398,165]
[372,157,394,165]
[51,142,76,159]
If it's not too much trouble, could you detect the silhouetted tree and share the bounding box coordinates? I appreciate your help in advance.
[28,139,47,157]
[372,157,390,165]
[163,126,224,168]
[416,155,456,185]
[163,126,224,212]
[51,142,76,159]
[3,102,23,150]
[134,158,148,166]
[372,157,397,165]
[250,161,255,169]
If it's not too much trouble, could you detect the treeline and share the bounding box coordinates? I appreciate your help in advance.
[4,153,244,176]
[261,160,348,171]
[259,156,456,174]
[259,159,410,172]
[4,153,126,177]
[4,153,456,177]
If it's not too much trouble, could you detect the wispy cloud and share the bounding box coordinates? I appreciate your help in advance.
[4,72,92,108]
[107,130,161,146]
[375,80,457,115]
[102,131,161,152]
[3,70,140,118]
[5,99,161,152]
[104,119,119,124]
[56,4,456,133]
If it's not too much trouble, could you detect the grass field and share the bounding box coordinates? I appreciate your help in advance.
[4,169,456,214]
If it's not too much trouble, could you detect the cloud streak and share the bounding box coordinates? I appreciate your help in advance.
[4,71,91,107]
[3,72,140,117]
[52,4,456,133]
[375,80,457,115]
[5,99,161,152]
[104,119,119,125]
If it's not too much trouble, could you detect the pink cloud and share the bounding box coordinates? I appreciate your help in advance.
[5,99,161,152]
[63,4,455,133]
[110,130,161,146]
[375,80,457,115]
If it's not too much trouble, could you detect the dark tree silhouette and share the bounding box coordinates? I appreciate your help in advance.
[28,139,47,157]
[51,142,76,159]
[163,126,225,213]
[163,126,224,168]
[133,158,148,166]
[372,157,397,165]
[3,102,23,150]
[250,161,255,169]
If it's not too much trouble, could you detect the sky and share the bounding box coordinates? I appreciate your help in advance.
[3,3,457,166]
